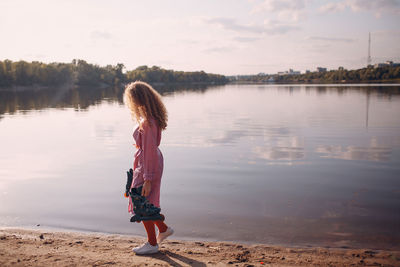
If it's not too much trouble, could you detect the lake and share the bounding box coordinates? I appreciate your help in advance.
[0,84,399,249]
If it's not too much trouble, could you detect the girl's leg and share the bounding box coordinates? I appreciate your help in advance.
[154,220,168,233]
[142,221,157,246]
[155,219,174,243]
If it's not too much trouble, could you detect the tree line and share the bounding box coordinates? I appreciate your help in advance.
[0,59,228,88]
[126,65,227,84]
[231,65,400,83]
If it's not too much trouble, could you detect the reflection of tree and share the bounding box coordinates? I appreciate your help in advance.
[0,84,220,116]
[153,83,214,95]
[0,86,123,115]
[366,91,370,129]
[304,85,400,96]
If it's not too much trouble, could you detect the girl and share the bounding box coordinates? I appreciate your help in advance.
[124,81,173,255]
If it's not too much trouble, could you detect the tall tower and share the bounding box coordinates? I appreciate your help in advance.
[367,32,372,66]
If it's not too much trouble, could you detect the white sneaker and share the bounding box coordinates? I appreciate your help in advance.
[157,227,174,244]
[132,242,159,255]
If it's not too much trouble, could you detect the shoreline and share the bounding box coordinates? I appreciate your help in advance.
[228,81,400,86]
[1,82,400,92]
[1,228,399,267]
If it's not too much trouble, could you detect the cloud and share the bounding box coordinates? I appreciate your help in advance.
[90,30,113,40]
[180,39,202,45]
[23,53,47,60]
[307,36,357,43]
[319,0,400,17]
[251,0,310,22]
[206,17,299,35]
[239,63,282,69]
[216,0,309,37]
[206,17,265,33]
[372,29,400,37]
[203,46,236,54]
[233,36,261,43]
[319,2,347,12]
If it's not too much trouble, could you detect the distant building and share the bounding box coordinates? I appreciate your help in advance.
[288,69,300,75]
[317,67,327,72]
[278,69,300,75]
[374,63,386,68]
[374,61,400,68]
[305,70,310,73]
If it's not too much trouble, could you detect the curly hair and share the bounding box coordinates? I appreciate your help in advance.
[124,81,168,130]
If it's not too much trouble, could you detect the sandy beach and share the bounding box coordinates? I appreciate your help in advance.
[0,228,399,267]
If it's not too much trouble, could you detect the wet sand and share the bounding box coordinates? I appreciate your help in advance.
[0,228,399,266]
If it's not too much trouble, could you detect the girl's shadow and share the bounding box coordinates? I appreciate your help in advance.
[137,250,206,267]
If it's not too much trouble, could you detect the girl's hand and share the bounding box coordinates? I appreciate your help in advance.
[142,180,151,197]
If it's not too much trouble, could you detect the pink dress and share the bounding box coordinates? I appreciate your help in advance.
[128,118,164,213]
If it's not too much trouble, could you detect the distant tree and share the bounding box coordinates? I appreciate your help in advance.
[0,60,228,88]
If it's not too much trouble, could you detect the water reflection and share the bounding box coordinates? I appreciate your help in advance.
[315,145,391,162]
[254,136,305,162]
[1,84,400,249]
[0,86,124,115]
[0,83,215,117]
[265,127,291,137]
[208,129,247,145]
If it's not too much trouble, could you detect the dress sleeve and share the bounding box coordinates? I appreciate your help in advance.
[141,121,158,182]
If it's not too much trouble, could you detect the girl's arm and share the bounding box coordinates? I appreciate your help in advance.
[141,120,158,196]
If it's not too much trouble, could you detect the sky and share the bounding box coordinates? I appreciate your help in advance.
[1,0,400,75]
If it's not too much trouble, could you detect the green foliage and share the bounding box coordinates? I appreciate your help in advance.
[0,60,227,88]
[0,60,75,87]
[231,66,400,83]
[126,65,227,84]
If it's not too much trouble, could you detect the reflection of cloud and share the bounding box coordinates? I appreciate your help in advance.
[209,130,244,144]
[266,127,291,137]
[253,136,305,161]
[254,146,304,161]
[0,154,57,186]
[93,124,120,150]
[315,145,391,162]
[164,142,215,148]
[206,117,255,145]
